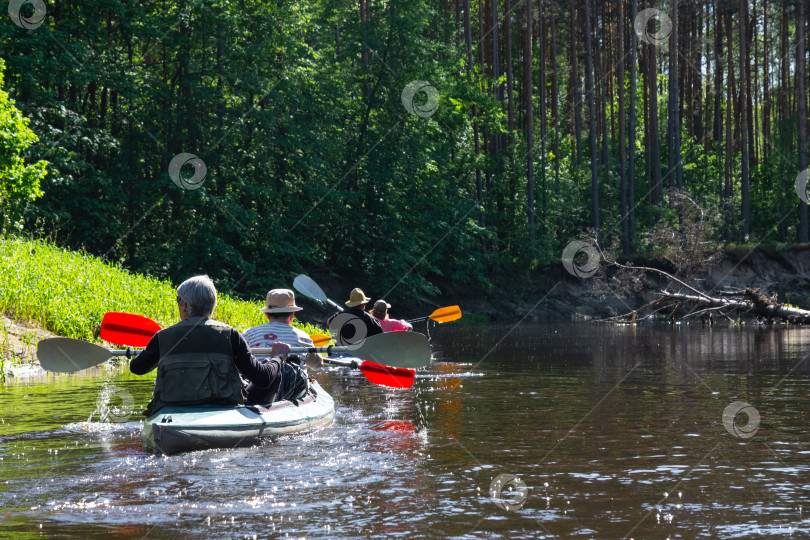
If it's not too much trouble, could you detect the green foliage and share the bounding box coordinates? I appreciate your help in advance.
[0,236,323,341]
[0,0,803,303]
[0,58,47,234]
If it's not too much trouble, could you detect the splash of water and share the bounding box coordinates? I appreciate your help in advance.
[88,381,134,423]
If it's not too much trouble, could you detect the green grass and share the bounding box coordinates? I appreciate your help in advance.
[0,236,323,345]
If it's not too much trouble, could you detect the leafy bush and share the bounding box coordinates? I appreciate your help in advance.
[0,58,47,233]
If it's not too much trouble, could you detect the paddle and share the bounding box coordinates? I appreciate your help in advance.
[309,334,332,347]
[292,274,343,311]
[36,337,417,388]
[37,337,122,373]
[101,312,161,347]
[406,305,462,324]
[102,311,335,349]
[319,357,414,389]
[100,312,428,368]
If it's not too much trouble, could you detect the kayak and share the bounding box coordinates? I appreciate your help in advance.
[142,380,335,455]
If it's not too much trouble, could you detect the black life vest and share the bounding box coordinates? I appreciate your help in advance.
[145,317,245,415]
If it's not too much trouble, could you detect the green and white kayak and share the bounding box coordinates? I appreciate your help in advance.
[142,380,334,455]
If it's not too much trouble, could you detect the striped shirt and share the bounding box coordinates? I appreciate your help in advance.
[242,322,314,357]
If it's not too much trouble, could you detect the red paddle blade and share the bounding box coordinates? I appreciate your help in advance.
[100,312,161,347]
[357,361,415,389]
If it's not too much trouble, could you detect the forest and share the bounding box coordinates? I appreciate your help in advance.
[1,0,809,305]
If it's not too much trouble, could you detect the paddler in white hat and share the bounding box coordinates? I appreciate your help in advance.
[244,288,324,370]
[242,288,324,404]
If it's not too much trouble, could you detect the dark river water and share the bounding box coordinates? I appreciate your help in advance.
[1,323,809,538]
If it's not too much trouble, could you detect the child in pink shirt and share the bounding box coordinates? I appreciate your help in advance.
[370,299,413,332]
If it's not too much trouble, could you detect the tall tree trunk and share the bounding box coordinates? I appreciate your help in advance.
[629,0,638,246]
[492,0,501,129]
[739,0,750,238]
[479,0,488,251]
[465,0,483,220]
[724,9,734,237]
[752,0,760,165]
[608,4,616,147]
[762,0,770,159]
[683,6,692,137]
[713,0,723,149]
[642,44,650,203]
[505,0,515,138]
[551,1,561,197]
[798,0,808,242]
[694,5,704,141]
[492,0,504,249]
[619,0,629,254]
[744,0,754,166]
[571,0,582,165]
[584,0,599,238]
[538,0,547,226]
[595,3,609,169]
[649,40,662,205]
[668,0,681,193]
[480,0,487,69]
[779,5,787,128]
[703,7,711,141]
[505,0,516,214]
[525,0,535,245]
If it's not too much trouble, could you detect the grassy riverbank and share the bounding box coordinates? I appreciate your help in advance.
[0,236,322,368]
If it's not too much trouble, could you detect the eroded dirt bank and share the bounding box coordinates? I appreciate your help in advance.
[452,246,810,323]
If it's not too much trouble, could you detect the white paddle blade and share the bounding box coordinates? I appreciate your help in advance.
[292,274,329,303]
[37,338,114,373]
[350,332,431,368]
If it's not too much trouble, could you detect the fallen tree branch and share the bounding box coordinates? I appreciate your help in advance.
[582,193,806,325]
[601,288,810,324]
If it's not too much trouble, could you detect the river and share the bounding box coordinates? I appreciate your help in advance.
[1,323,809,538]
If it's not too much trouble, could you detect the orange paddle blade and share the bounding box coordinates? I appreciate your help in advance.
[428,305,462,323]
[310,334,332,347]
[101,312,161,347]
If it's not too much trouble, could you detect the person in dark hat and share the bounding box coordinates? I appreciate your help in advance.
[327,288,383,346]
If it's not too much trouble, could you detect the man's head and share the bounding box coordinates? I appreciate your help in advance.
[345,288,371,308]
[260,289,303,322]
[176,275,217,318]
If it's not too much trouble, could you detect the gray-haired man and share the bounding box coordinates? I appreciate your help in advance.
[130,275,295,414]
